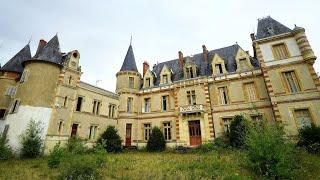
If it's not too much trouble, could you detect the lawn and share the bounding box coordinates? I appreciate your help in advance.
[0,149,319,180]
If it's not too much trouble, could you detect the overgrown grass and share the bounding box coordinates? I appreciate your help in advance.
[0,150,319,179]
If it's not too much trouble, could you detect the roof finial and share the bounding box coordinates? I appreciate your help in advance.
[27,35,32,45]
[130,35,132,46]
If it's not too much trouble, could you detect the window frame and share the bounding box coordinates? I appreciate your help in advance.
[127,97,133,113]
[144,123,151,141]
[282,70,301,93]
[272,42,290,60]
[163,122,172,141]
[187,90,196,105]
[293,108,314,129]
[218,86,229,105]
[129,77,134,88]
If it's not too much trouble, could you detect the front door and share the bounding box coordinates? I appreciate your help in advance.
[71,123,78,137]
[125,124,132,146]
[188,120,202,146]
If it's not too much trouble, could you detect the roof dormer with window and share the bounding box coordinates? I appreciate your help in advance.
[235,48,254,72]
[211,53,228,76]
[184,57,197,79]
[159,64,172,85]
[143,70,155,88]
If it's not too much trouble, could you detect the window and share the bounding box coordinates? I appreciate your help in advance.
[244,82,258,102]
[92,100,101,115]
[272,43,289,60]
[0,109,6,119]
[144,123,151,141]
[251,114,263,122]
[109,104,116,118]
[186,67,194,79]
[68,76,72,85]
[144,98,151,113]
[5,86,17,97]
[145,78,151,87]
[239,58,248,70]
[294,109,312,129]
[163,122,171,140]
[71,123,78,137]
[283,71,300,93]
[187,90,196,105]
[20,70,28,83]
[215,64,223,74]
[58,121,63,134]
[127,97,133,113]
[76,97,83,112]
[63,96,68,107]
[163,74,168,84]
[222,118,232,134]
[10,99,20,113]
[129,77,134,88]
[218,86,229,105]
[162,95,168,111]
[89,125,98,140]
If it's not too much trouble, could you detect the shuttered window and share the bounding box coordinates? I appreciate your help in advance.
[272,43,289,60]
[283,71,300,93]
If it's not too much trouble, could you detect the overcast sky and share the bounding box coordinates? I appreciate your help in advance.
[1,0,319,92]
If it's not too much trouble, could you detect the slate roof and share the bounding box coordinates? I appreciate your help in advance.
[152,44,260,86]
[120,45,138,72]
[0,44,31,73]
[256,16,292,40]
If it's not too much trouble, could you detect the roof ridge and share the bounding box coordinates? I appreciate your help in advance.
[1,44,31,73]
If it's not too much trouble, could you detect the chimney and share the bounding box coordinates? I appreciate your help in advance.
[35,39,47,56]
[250,33,257,58]
[250,33,256,41]
[202,45,208,61]
[178,51,184,68]
[143,61,150,77]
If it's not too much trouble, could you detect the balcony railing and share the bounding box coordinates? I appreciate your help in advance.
[179,104,204,114]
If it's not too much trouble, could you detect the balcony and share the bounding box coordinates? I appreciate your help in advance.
[179,104,204,114]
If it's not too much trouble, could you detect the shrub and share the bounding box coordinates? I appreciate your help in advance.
[245,121,298,178]
[0,134,13,160]
[195,142,216,153]
[229,115,249,148]
[58,158,101,180]
[147,126,166,152]
[97,126,122,153]
[213,135,230,149]
[20,120,44,158]
[65,137,87,154]
[297,125,320,154]
[48,142,64,168]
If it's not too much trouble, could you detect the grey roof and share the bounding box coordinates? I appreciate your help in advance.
[79,81,119,100]
[1,44,31,73]
[120,45,138,72]
[28,35,65,65]
[152,44,260,86]
[256,16,292,40]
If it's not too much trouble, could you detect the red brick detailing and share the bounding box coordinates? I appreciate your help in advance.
[173,89,180,140]
[204,83,215,139]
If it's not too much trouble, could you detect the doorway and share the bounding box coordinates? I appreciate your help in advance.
[188,120,202,146]
[71,123,78,137]
[125,124,132,146]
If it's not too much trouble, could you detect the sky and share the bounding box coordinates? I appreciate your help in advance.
[0,0,319,92]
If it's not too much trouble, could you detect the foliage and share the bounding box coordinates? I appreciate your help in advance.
[0,134,13,160]
[97,126,122,153]
[245,121,298,178]
[297,125,320,154]
[146,126,166,152]
[229,115,249,148]
[213,135,230,149]
[65,136,87,154]
[47,142,64,168]
[194,142,216,153]
[58,158,101,180]
[20,120,44,158]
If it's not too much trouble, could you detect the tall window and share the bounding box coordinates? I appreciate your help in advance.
[68,76,72,85]
[145,78,151,87]
[163,74,168,84]
[272,43,289,60]
[187,90,196,105]
[127,97,133,113]
[109,104,116,118]
[129,77,134,88]
[20,70,28,83]
[222,117,232,134]
[244,82,258,102]
[218,86,229,105]
[215,64,223,74]
[10,99,20,114]
[58,121,63,134]
[63,96,68,107]
[162,95,168,111]
[294,109,312,129]
[144,123,151,141]
[89,125,98,139]
[144,98,151,113]
[163,122,171,140]
[239,58,248,70]
[5,86,17,97]
[283,71,300,93]
[76,97,83,112]
[186,67,194,79]
[92,100,101,115]
[0,109,6,119]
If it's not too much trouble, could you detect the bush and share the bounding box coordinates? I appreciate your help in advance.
[229,115,249,148]
[0,134,13,160]
[297,125,320,154]
[48,142,64,168]
[97,126,122,153]
[245,121,298,178]
[20,120,43,158]
[65,137,87,154]
[147,126,166,152]
[213,135,230,149]
[195,142,216,153]
[58,158,101,180]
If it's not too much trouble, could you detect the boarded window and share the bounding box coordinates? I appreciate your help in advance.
[245,82,258,102]
[294,109,312,129]
[283,71,300,93]
[218,87,229,105]
[272,43,289,60]
[239,58,249,70]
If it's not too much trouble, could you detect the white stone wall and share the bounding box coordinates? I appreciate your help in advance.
[2,105,52,154]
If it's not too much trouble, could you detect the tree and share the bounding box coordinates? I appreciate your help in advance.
[147,126,166,152]
[0,134,13,160]
[20,120,44,158]
[229,115,249,148]
[297,125,320,154]
[97,126,122,153]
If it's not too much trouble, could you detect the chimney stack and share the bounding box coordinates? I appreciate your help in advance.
[143,61,150,77]
[250,33,257,58]
[35,39,47,56]
[250,33,256,41]
[202,45,208,61]
[178,51,184,68]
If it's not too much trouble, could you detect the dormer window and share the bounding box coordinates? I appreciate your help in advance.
[215,64,223,74]
[146,78,151,88]
[159,64,172,85]
[163,75,168,84]
[186,67,194,79]
[239,58,249,71]
[212,54,227,76]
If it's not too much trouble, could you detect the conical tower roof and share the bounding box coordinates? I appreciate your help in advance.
[1,44,31,73]
[120,45,138,72]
